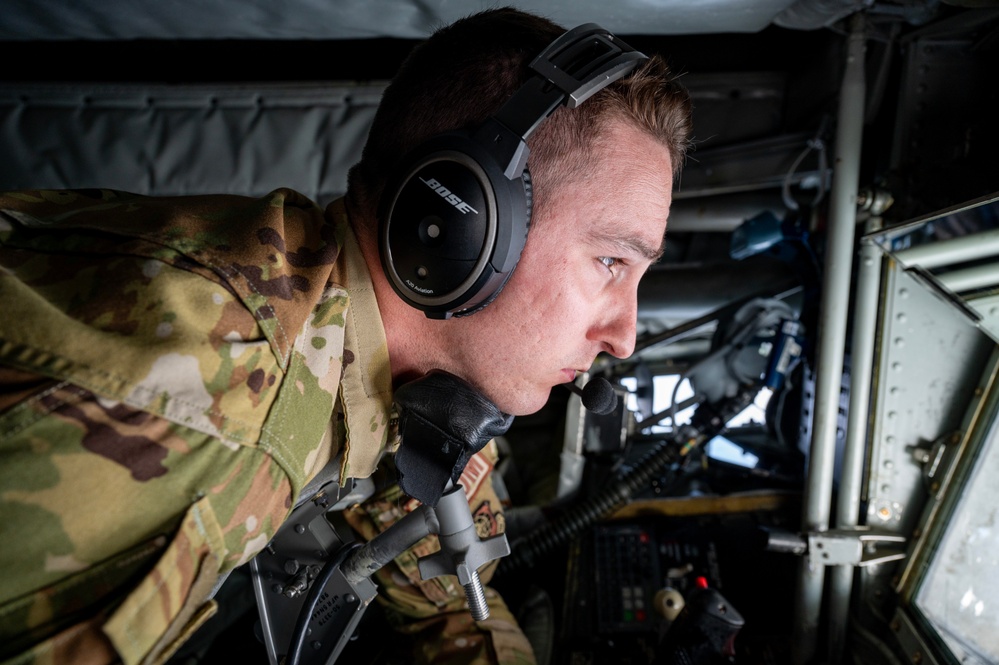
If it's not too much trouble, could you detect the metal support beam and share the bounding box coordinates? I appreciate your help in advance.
[828,218,884,664]
[792,12,867,664]
[894,227,999,270]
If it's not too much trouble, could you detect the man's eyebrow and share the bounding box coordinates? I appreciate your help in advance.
[587,228,666,263]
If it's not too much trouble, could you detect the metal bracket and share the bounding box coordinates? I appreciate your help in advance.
[765,526,907,567]
[808,527,907,567]
[907,431,960,488]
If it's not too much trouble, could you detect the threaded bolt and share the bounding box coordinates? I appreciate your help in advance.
[463,568,489,621]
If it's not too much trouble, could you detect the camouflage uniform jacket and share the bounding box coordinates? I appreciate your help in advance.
[0,189,397,664]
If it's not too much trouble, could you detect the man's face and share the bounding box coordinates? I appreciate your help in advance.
[439,119,674,415]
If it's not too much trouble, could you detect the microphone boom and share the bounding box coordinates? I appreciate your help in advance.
[564,377,618,415]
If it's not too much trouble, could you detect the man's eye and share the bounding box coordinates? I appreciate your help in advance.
[598,257,620,273]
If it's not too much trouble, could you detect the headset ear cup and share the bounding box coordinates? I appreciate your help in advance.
[380,131,532,319]
[452,167,533,317]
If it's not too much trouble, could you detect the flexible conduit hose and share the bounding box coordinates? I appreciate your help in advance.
[497,387,757,576]
[498,435,695,575]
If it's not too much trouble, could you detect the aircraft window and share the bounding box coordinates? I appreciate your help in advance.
[867,193,999,665]
[911,386,999,664]
[621,374,772,468]
[704,435,761,469]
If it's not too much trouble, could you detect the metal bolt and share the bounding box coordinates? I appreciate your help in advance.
[284,559,300,575]
[272,584,284,594]
[294,524,306,534]
[312,641,322,650]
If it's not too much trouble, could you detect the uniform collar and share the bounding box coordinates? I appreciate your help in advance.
[326,198,398,480]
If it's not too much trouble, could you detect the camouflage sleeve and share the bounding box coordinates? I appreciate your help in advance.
[343,442,537,665]
[0,374,293,665]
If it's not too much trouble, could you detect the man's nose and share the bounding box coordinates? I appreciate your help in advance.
[591,294,638,359]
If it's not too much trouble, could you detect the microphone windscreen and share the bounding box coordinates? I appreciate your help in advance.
[581,377,618,415]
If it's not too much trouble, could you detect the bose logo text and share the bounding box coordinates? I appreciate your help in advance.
[420,177,479,215]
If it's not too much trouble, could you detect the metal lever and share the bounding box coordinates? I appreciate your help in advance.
[417,482,511,620]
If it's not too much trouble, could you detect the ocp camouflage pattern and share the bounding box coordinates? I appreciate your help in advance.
[0,189,396,663]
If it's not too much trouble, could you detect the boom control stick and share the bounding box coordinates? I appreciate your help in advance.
[392,370,516,620]
[253,370,514,665]
[419,481,511,620]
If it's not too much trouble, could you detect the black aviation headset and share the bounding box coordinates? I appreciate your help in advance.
[379,23,648,319]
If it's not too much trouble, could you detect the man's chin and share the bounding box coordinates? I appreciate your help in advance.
[495,388,552,417]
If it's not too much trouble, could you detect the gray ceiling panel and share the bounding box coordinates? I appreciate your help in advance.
[1,0,803,41]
